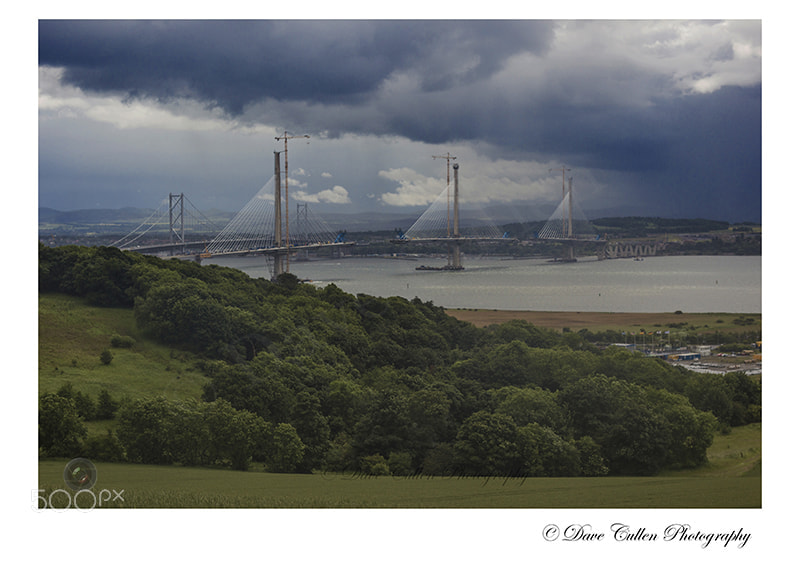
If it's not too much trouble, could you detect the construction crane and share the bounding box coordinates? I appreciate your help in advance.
[432,152,457,237]
[275,131,310,268]
[550,165,571,236]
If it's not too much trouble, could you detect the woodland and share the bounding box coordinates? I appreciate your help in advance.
[38,243,761,477]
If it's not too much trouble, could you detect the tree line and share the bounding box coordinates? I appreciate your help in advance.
[38,244,761,476]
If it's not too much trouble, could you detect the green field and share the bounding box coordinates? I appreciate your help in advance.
[38,293,208,401]
[37,423,761,508]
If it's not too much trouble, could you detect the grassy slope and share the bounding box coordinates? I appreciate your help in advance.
[38,293,208,430]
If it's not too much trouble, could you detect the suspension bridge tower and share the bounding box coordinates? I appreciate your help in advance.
[169,193,186,254]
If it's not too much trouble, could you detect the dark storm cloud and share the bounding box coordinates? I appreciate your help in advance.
[38,20,554,114]
[38,20,761,221]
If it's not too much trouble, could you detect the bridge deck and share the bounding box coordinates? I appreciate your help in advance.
[174,241,354,259]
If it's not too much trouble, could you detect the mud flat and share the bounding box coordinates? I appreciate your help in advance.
[445,309,761,333]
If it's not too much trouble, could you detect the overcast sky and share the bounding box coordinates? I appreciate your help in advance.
[37,18,762,222]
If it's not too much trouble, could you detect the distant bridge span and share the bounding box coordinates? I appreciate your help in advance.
[112,152,625,277]
[114,153,353,279]
[600,239,665,259]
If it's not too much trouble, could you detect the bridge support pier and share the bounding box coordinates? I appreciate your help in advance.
[564,242,576,262]
[447,241,463,270]
[269,250,289,280]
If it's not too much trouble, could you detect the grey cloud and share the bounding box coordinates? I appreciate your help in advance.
[39,20,554,115]
[37,20,762,222]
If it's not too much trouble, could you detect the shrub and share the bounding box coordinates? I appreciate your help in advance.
[56,382,96,420]
[361,454,391,476]
[95,389,120,420]
[83,430,126,462]
[388,451,414,476]
[421,443,457,476]
[100,349,114,365]
[110,334,136,348]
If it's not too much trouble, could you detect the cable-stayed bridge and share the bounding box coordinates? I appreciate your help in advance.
[394,163,603,268]
[533,175,604,262]
[111,154,605,277]
[203,180,345,256]
[112,152,350,279]
[391,162,510,270]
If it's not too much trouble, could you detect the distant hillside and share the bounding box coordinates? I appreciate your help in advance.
[39,206,236,238]
[315,211,422,232]
[40,206,759,240]
[591,217,734,236]
[39,206,156,224]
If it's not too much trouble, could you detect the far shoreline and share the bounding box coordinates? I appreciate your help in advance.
[445,309,762,333]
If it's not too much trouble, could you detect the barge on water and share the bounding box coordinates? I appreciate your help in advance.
[415,264,465,271]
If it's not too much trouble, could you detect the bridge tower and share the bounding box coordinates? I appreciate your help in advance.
[275,131,310,273]
[271,151,288,279]
[432,152,457,237]
[550,165,571,236]
[565,177,576,261]
[169,193,186,254]
[447,163,463,270]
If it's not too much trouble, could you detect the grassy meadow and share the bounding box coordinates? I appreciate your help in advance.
[36,423,761,508]
[38,293,208,401]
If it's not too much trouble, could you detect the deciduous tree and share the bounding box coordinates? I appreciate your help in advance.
[39,393,87,457]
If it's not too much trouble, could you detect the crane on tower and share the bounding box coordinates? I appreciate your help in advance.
[432,152,457,237]
[275,131,310,268]
[550,165,571,236]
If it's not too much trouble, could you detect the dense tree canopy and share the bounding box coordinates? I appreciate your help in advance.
[39,393,87,457]
[38,243,761,475]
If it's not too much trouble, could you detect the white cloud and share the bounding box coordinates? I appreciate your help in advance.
[287,178,308,189]
[38,66,273,134]
[378,167,444,206]
[498,20,762,108]
[379,157,582,208]
[294,185,351,204]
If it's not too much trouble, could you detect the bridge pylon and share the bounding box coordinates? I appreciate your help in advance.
[272,150,288,279]
[169,193,186,254]
[447,163,463,270]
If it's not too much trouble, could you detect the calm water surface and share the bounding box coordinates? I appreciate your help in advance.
[206,255,761,313]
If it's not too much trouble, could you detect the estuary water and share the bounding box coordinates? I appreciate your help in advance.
[206,254,762,314]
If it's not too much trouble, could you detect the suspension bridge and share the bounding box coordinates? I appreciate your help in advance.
[110,192,224,258]
[111,150,606,277]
